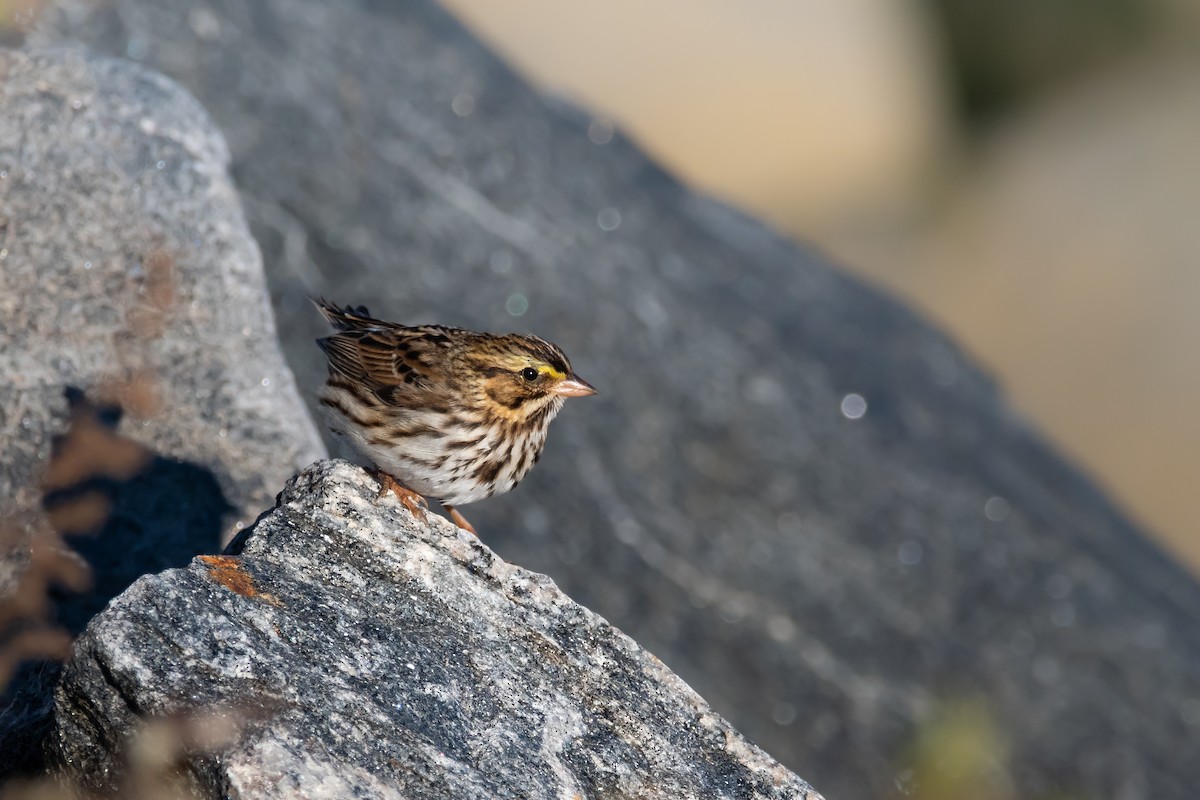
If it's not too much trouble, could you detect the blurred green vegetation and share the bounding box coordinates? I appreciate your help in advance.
[928,0,1159,122]
[897,697,1085,800]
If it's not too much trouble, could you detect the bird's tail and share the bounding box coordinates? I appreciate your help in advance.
[311,297,384,332]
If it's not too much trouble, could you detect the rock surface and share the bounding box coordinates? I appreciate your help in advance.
[0,47,324,771]
[32,3,1200,798]
[51,459,820,800]
[0,46,325,546]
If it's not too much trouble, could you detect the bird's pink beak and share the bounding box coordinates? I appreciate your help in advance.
[553,374,599,397]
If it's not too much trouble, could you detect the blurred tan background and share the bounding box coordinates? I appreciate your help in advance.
[440,0,1200,573]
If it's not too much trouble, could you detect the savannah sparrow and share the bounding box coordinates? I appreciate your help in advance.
[313,299,597,533]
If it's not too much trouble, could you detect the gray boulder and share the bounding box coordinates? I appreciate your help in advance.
[0,47,324,771]
[51,459,821,800]
[0,46,325,545]
[32,2,1200,798]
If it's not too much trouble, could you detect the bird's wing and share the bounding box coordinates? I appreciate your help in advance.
[317,325,464,407]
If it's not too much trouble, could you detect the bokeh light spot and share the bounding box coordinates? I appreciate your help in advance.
[588,119,614,144]
[840,393,867,419]
[597,207,621,231]
[506,292,528,316]
[898,540,923,566]
[451,92,476,117]
[771,701,797,726]
[984,496,1010,522]
[489,250,513,274]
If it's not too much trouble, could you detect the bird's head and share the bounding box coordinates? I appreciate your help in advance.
[464,334,597,423]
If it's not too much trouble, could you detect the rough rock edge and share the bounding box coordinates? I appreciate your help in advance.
[51,460,823,799]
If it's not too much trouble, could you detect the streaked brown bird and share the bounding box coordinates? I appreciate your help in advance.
[313,299,597,533]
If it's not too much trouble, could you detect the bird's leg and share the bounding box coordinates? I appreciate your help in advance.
[372,469,428,522]
[443,504,477,535]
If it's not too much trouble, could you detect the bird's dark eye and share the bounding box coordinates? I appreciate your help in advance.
[521,367,539,382]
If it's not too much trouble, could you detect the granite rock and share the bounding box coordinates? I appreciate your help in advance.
[31,3,1200,798]
[0,47,325,545]
[0,47,324,772]
[50,459,821,800]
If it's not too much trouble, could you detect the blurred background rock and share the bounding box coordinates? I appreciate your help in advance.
[439,0,1200,572]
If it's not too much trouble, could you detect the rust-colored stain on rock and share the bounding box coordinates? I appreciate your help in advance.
[198,555,281,606]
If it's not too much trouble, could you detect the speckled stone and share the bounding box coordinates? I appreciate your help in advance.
[51,459,821,800]
[0,47,325,772]
[0,48,325,544]
[31,3,1200,798]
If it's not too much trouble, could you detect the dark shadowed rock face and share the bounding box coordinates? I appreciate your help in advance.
[51,459,821,800]
[0,47,324,775]
[33,3,1200,797]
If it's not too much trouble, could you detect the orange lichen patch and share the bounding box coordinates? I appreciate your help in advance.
[198,555,281,607]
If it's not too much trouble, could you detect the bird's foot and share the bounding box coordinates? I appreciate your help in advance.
[372,470,428,522]
[443,504,477,535]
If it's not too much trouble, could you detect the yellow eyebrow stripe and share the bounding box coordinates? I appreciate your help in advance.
[537,365,567,380]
